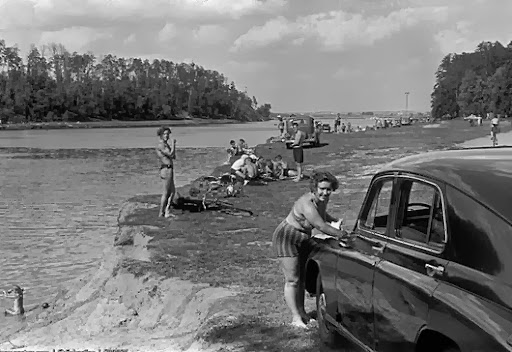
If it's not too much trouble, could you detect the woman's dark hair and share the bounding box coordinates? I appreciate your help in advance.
[309,170,339,192]
[157,126,171,137]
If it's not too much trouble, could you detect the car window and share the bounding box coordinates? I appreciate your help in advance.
[446,186,512,279]
[360,178,394,236]
[395,179,445,250]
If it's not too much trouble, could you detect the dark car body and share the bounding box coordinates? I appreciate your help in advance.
[305,147,512,352]
[284,116,318,148]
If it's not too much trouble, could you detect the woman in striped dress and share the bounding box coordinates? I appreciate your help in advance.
[272,170,354,328]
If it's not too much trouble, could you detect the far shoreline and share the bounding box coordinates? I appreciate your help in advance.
[0,117,254,131]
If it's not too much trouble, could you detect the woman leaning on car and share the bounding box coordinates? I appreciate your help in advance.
[272,170,355,328]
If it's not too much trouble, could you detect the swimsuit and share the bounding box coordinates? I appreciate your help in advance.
[272,220,314,257]
[272,199,318,257]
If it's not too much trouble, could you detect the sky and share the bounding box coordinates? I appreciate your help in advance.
[1,0,511,113]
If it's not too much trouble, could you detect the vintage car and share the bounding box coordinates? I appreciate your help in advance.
[305,147,512,352]
[284,115,319,148]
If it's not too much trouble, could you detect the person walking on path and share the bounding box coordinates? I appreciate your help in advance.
[278,118,285,138]
[291,122,305,182]
[272,171,355,328]
[156,126,176,218]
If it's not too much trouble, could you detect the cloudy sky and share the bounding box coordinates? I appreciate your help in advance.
[1,0,511,112]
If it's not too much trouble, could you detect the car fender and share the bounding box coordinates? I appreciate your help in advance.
[426,283,512,352]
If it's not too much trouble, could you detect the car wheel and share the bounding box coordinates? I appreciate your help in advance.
[316,274,343,347]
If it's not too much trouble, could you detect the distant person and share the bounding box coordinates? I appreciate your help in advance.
[278,118,285,137]
[491,115,500,145]
[334,113,341,133]
[291,122,305,182]
[156,126,176,218]
[238,139,248,151]
[226,140,238,163]
[314,122,321,145]
[243,156,259,180]
[273,155,289,179]
[231,154,250,181]
[272,171,354,328]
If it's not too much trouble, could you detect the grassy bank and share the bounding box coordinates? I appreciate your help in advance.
[113,119,506,351]
[0,117,241,131]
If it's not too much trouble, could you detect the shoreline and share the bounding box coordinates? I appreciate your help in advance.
[0,117,246,131]
[0,119,508,351]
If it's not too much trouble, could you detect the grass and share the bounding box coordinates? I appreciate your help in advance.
[118,119,508,352]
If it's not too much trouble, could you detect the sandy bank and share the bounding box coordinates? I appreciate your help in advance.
[0,118,505,352]
[0,200,239,352]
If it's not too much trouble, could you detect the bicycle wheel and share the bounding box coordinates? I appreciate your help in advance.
[218,206,254,217]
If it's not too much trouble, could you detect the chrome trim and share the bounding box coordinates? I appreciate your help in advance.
[357,173,448,255]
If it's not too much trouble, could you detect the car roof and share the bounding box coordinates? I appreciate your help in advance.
[380,147,512,222]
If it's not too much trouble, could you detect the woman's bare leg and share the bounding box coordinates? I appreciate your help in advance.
[280,257,308,328]
[297,252,310,322]
[160,169,175,217]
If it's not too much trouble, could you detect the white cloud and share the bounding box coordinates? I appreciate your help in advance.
[232,6,449,52]
[432,0,512,54]
[38,27,112,52]
[231,16,296,52]
[192,25,229,45]
[158,23,178,43]
[123,33,136,45]
[0,0,288,32]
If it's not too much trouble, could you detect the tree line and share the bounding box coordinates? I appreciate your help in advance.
[0,39,272,123]
[431,40,512,120]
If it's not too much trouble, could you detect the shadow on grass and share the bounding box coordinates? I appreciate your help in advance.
[199,314,351,352]
[300,142,329,149]
[172,197,255,216]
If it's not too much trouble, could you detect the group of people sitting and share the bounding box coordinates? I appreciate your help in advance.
[226,138,253,162]
[230,153,298,184]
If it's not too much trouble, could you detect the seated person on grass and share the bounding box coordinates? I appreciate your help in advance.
[261,159,275,178]
[272,155,297,179]
[226,140,239,162]
[255,156,268,174]
[238,138,254,154]
[243,156,260,180]
[231,154,250,182]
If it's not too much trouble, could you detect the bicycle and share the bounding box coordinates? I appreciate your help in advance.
[178,175,253,217]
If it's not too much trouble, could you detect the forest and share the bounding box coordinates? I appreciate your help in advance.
[431,40,512,120]
[0,39,272,123]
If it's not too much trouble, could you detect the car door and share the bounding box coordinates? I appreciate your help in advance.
[336,175,396,349]
[372,175,448,352]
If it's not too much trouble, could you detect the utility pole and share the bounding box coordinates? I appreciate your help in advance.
[405,92,410,113]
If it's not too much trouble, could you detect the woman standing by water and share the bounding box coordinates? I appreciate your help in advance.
[272,171,354,328]
[156,126,176,218]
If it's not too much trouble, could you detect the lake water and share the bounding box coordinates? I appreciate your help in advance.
[0,120,280,320]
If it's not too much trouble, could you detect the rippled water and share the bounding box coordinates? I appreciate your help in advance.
[0,121,277,321]
[0,148,225,306]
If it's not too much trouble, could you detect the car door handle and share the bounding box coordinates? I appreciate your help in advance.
[425,263,444,277]
[371,244,385,254]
